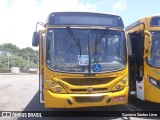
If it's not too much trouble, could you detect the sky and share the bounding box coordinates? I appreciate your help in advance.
[1,0,160,49]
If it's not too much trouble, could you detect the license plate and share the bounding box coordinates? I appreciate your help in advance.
[114,96,126,102]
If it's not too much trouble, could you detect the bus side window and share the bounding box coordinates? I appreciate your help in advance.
[46,31,54,67]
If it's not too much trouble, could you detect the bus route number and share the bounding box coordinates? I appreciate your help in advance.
[57,80,69,89]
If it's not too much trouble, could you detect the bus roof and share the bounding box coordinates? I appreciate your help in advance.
[46,12,124,28]
[126,15,160,31]
[48,11,121,17]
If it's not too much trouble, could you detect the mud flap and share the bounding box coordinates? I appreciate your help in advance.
[136,78,144,100]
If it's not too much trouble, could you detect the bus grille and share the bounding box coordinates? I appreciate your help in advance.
[71,88,108,93]
[74,96,105,103]
[62,77,115,86]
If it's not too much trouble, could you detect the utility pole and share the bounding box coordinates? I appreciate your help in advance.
[7,53,11,70]
[27,53,30,73]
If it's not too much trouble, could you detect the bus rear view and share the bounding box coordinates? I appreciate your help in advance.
[32,12,129,108]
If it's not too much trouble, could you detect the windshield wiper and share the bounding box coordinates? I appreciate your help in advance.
[66,26,81,56]
[95,27,109,55]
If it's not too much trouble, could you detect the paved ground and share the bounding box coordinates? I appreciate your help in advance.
[0,74,159,120]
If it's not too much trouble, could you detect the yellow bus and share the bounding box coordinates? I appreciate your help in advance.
[32,12,129,108]
[126,15,160,103]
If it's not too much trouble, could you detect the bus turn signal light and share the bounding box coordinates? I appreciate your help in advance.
[45,79,50,83]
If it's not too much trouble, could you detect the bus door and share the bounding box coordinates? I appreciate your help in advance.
[39,30,45,103]
[32,30,45,103]
[128,31,145,100]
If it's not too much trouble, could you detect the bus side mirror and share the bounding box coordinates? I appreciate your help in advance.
[32,32,40,47]
[143,30,152,59]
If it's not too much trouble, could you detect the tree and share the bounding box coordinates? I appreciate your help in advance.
[20,47,39,64]
[0,43,38,70]
[0,43,20,55]
[0,56,8,69]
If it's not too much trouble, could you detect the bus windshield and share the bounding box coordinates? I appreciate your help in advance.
[46,28,126,73]
[147,31,160,68]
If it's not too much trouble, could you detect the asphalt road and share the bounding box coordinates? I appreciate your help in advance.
[0,74,159,120]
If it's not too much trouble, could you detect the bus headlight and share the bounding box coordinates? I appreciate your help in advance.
[111,77,128,91]
[116,85,121,90]
[50,82,55,87]
[121,80,126,84]
[45,79,67,93]
[56,87,62,92]
[148,76,159,88]
[150,79,157,86]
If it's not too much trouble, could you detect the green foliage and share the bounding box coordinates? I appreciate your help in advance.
[0,56,8,69]
[10,55,28,69]
[0,43,38,70]
[0,43,20,55]
[20,47,39,64]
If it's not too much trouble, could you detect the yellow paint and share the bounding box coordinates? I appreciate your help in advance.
[126,15,160,103]
[44,86,129,108]
[37,12,129,108]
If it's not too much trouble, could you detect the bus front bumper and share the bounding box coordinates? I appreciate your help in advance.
[44,86,129,108]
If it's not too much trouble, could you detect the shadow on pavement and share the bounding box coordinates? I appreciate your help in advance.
[17,91,123,120]
[129,96,160,111]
